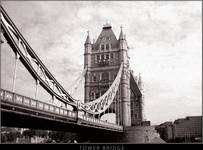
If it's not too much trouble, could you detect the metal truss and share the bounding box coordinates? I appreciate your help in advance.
[82,63,123,115]
[1,6,77,108]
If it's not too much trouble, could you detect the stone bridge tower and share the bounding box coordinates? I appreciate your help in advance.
[84,23,143,126]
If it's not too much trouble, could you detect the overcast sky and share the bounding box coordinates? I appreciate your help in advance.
[1,1,202,125]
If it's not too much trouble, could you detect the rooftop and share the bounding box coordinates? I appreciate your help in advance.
[92,24,119,50]
[103,23,112,29]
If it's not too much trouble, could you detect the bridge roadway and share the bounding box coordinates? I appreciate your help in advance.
[0,89,123,136]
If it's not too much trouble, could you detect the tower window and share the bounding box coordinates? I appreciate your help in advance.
[95,92,99,98]
[96,55,100,62]
[114,74,116,80]
[91,92,95,100]
[106,44,109,50]
[101,44,104,51]
[113,72,117,80]
[101,90,106,96]
[93,75,96,82]
[110,53,114,59]
[101,72,109,81]
[101,54,104,60]
[106,54,109,60]
[134,113,138,118]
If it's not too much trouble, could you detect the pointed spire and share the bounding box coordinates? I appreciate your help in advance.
[119,25,125,40]
[85,30,91,44]
[138,73,141,82]
[135,76,138,83]
[138,73,143,90]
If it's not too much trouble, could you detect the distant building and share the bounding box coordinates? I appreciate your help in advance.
[156,116,202,143]
[155,122,174,142]
[173,116,202,142]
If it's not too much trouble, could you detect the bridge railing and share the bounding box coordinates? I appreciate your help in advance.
[0,89,77,118]
[79,113,123,131]
[1,89,123,131]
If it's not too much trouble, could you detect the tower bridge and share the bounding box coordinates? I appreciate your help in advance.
[0,6,162,143]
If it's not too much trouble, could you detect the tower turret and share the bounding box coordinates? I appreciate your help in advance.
[84,31,92,102]
[138,73,144,121]
[84,31,92,67]
[138,73,143,91]
[85,31,91,45]
[119,25,131,126]
[119,26,125,40]
[119,26,129,64]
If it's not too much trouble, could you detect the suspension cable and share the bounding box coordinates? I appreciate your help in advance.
[67,66,87,96]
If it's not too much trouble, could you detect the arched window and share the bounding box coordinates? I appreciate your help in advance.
[101,44,104,51]
[110,53,114,59]
[95,92,99,99]
[101,72,109,81]
[90,92,95,100]
[106,43,109,50]
[106,54,109,60]
[101,54,104,60]
[97,55,100,61]
[93,74,96,82]
[95,55,100,63]
[134,113,138,118]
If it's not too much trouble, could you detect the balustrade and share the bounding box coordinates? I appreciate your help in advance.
[1,89,122,131]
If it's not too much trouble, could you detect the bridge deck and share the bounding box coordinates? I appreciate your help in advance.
[0,89,123,133]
